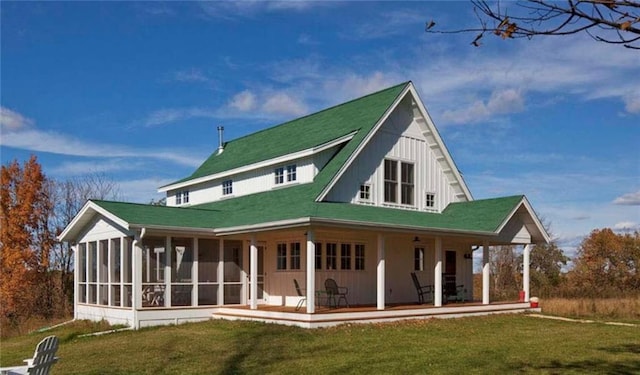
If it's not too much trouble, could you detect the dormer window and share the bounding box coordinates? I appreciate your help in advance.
[176,190,189,205]
[287,165,297,182]
[275,164,297,185]
[222,180,233,196]
[425,193,436,210]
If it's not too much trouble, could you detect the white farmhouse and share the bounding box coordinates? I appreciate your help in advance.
[59,81,549,328]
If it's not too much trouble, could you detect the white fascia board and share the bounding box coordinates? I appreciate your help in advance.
[408,85,473,201]
[213,218,312,236]
[316,84,412,202]
[310,217,496,238]
[57,201,130,242]
[158,132,356,193]
[129,224,216,236]
[494,197,551,244]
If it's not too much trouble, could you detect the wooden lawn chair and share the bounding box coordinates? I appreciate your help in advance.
[0,335,59,375]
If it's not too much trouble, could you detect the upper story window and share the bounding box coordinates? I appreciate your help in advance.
[384,159,414,206]
[401,163,414,205]
[384,159,398,203]
[176,190,189,205]
[425,193,436,210]
[222,180,233,196]
[287,165,297,182]
[275,164,297,185]
[359,184,371,201]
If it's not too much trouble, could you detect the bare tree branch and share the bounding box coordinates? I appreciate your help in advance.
[426,0,640,49]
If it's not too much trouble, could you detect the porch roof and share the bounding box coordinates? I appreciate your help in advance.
[60,193,548,244]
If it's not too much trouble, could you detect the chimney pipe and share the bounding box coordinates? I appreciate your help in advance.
[217,126,224,154]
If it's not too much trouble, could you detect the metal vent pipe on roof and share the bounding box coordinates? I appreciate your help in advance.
[217,126,224,154]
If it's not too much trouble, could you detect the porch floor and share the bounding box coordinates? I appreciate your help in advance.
[212,300,539,328]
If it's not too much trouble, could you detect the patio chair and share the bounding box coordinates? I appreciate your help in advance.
[0,335,59,375]
[324,278,349,308]
[443,274,466,303]
[293,279,306,311]
[410,272,434,304]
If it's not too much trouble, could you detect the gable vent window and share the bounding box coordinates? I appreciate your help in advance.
[222,180,233,196]
[275,164,297,185]
[274,167,284,184]
[425,193,436,210]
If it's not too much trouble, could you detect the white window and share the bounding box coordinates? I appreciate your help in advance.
[384,159,415,206]
[176,190,189,205]
[287,164,297,182]
[222,180,233,196]
[384,159,397,203]
[359,184,371,201]
[401,163,414,205]
[276,243,287,270]
[355,244,365,270]
[274,167,284,185]
[425,193,436,209]
[414,247,425,271]
[290,242,301,270]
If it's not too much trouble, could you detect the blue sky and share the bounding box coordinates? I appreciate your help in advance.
[2,1,639,259]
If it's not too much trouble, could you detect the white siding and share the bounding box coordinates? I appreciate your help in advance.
[78,217,130,243]
[325,96,466,211]
[167,155,318,207]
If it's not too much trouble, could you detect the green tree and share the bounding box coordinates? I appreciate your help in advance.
[527,242,568,297]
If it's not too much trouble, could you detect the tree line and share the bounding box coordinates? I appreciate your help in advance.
[488,228,640,300]
[1,156,638,331]
[1,156,120,332]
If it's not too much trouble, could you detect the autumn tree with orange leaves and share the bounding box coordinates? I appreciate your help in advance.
[0,156,56,327]
[569,228,640,296]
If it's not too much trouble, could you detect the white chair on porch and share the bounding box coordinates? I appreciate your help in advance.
[0,335,59,375]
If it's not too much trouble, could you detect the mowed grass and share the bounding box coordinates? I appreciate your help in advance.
[1,314,638,375]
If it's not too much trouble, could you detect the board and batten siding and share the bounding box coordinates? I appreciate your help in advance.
[167,148,337,207]
[325,97,465,211]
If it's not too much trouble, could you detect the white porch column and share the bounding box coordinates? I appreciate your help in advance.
[73,244,79,320]
[376,234,385,310]
[193,238,199,306]
[482,241,490,305]
[218,239,224,306]
[306,231,316,313]
[249,236,258,310]
[523,244,532,302]
[132,228,145,329]
[165,236,171,307]
[434,237,443,307]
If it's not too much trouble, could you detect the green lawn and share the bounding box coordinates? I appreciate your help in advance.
[1,315,638,374]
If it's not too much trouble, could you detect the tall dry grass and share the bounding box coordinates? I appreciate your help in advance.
[541,297,640,321]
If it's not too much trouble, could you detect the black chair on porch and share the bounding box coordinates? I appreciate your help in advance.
[411,272,434,304]
[443,274,466,303]
[293,279,306,311]
[324,278,349,308]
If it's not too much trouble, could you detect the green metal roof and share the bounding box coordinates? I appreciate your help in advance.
[89,194,525,236]
[164,81,409,187]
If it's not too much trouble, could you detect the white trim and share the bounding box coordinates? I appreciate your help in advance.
[158,132,356,193]
[494,197,551,244]
[57,201,130,242]
[316,82,473,203]
[316,85,410,202]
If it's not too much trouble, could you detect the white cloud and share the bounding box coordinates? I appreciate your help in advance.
[614,221,639,231]
[0,107,34,131]
[347,9,426,40]
[172,68,212,83]
[624,93,640,114]
[143,107,217,127]
[1,128,203,167]
[262,92,308,116]
[229,90,257,112]
[613,191,640,205]
[117,178,172,203]
[50,159,143,176]
[441,89,525,124]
